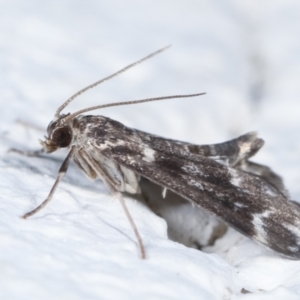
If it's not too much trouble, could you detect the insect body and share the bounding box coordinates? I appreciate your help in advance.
[20,47,300,260]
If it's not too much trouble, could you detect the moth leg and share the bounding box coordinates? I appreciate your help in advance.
[22,146,75,219]
[8,147,45,157]
[8,119,45,156]
[80,150,146,259]
[114,188,146,260]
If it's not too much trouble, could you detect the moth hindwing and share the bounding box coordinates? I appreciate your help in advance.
[20,47,300,260]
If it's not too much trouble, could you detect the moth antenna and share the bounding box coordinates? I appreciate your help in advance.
[55,45,172,117]
[64,93,206,122]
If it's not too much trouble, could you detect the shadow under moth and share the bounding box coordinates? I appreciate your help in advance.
[14,46,300,260]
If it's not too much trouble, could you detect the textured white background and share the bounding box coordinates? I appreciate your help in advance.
[1,1,300,299]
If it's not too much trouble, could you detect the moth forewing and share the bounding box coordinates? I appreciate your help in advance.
[97,130,300,260]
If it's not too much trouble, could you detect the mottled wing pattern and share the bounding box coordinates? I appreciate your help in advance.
[84,116,262,166]
[235,160,290,199]
[79,115,287,196]
[134,126,288,198]
[101,141,300,259]
[74,115,300,259]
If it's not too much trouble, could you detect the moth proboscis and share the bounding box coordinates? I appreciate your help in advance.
[12,46,300,260]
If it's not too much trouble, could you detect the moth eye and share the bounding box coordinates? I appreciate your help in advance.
[52,127,72,148]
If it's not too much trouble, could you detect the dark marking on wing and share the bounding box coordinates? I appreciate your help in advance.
[155,156,184,174]
[101,143,300,259]
[262,216,300,255]
[90,127,107,138]
[111,145,139,156]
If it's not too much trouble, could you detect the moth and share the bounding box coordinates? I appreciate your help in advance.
[17,46,300,260]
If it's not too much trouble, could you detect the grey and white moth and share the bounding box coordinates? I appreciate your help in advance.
[19,46,300,260]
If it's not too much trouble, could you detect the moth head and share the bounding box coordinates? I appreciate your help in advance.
[40,114,73,153]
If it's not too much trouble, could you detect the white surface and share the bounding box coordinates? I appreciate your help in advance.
[1,1,300,299]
